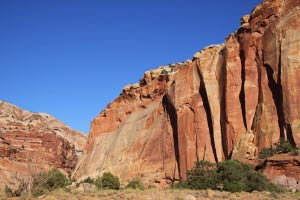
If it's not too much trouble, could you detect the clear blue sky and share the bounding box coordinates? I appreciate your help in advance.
[0,0,262,133]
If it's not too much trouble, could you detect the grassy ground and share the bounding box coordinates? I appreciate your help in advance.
[1,188,300,200]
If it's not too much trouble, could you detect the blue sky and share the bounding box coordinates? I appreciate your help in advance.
[0,0,262,133]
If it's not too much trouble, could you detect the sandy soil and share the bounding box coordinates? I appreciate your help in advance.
[1,188,300,200]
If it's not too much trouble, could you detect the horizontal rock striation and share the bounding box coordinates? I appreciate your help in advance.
[0,101,87,189]
[74,0,300,187]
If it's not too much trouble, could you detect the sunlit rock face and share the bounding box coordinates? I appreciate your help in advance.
[0,101,87,189]
[74,0,300,188]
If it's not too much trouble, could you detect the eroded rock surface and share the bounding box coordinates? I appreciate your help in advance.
[74,0,300,187]
[255,154,300,191]
[0,101,87,189]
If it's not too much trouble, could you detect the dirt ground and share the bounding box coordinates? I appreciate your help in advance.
[1,188,300,200]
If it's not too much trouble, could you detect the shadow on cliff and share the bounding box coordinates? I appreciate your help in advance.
[162,94,181,179]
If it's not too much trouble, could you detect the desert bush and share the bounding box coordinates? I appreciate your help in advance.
[259,139,298,159]
[95,172,120,190]
[274,139,297,154]
[94,176,102,189]
[83,177,94,184]
[126,178,144,190]
[161,69,168,75]
[31,168,70,197]
[245,171,282,192]
[174,160,281,193]
[218,160,280,192]
[185,161,218,190]
[258,148,274,159]
[217,160,250,192]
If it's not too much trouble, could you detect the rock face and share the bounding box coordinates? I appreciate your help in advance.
[257,154,300,191]
[74,0,300,187]
[0,101,87,189]
[262,154,300,182]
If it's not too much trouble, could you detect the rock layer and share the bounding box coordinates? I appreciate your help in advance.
[74,0,300,187]
[0,101,87,189]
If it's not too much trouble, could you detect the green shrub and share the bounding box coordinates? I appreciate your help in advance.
[46,168,69,189]
[83,177,94,184]
[223,180,245,192]
[95,173,120,190]
[161,69,168,75]
[274,139,297,154]
[31,168,70,197]
[217,160,253,192]
[258,148,274,159]
[126,178,144,190]
[95,176,102,189]
[102,173,120,189]
[218,160,280,193]
[259,139,298,159]
[171,181,187,189]
[185,161,218,190]
[245,171,282,192]
[175,160,281,193]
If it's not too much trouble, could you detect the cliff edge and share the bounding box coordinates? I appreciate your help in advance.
[74,0,300,188]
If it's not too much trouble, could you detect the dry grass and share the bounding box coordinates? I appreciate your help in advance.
[2,188,300,200]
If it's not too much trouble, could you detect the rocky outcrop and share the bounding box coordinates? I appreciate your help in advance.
[254,154,300,191]
[0,101,87,189]
[74,0,300,187]
[74,65,178,187]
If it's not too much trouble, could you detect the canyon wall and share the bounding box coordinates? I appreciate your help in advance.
[74,0,300,187]
[0,101,87,189]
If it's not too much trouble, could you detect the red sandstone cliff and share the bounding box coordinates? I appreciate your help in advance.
[74,0,300,187]
[0,101,87,189]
